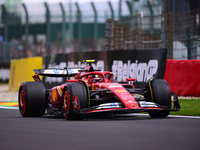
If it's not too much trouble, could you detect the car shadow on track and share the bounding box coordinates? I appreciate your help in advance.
[43,113,176,121]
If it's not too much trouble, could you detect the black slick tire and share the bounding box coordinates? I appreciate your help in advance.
[18,82,46,117]
[148,79,171,118]
[62,82,87,120]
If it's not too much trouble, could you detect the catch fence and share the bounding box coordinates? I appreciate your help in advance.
[0,2,199,65]
[105,9,200,59]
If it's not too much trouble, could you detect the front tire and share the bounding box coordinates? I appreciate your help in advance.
[18,82,46,117]
[62,82,87,120]
[146,79,171,118]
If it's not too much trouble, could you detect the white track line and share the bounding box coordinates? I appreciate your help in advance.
[168,115,200,119]
[0,106,18,109]
[119,113,200,119]
[134,113,200,119]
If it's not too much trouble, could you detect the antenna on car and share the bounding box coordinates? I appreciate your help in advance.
[64,67,70,80]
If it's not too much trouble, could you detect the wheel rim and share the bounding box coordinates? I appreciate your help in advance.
[19,88,26,116]
[63,91,70,119]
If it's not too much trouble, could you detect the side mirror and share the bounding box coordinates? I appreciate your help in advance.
[126,78,136,85]
[126,78,136,81]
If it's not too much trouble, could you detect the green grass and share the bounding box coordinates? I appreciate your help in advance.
[170,99,200,116]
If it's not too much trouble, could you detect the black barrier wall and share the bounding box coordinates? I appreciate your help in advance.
[107,49,167,87]
[42,49,167,89]
[42,53,68,88]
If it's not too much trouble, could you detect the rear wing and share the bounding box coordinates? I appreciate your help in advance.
[33,68,81,77]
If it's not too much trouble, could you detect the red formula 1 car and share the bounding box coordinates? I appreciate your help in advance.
[18,60,180,119]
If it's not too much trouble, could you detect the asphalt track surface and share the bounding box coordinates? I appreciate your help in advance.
[0,108,200,150]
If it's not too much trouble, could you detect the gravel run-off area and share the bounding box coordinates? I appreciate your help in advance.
[0,84,18,102]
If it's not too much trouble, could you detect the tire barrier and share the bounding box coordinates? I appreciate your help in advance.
[164,59,200,96]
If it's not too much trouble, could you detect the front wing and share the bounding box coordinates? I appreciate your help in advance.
[80,92,180,115]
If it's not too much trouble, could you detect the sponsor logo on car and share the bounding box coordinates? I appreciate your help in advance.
[110,103,117,108]
[139,101,158,107]
[53,69,59,74]
[68,69,73,74]
[97,102,121,109]
[109,84,122,88]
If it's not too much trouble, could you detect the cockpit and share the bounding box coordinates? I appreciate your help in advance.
[80,72,115,84]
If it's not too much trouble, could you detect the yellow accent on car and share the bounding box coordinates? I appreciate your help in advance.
[92,84,94,90]
[83,60,96,63]
[149,77,155,101]
[57,86,63,97]
[116,90,126,93]
[52,89,57,102]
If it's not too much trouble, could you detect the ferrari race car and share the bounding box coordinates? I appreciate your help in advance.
[18,60,180,119]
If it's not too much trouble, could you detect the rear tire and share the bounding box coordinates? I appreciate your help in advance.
[62,82,87,120]
[147,79,171,118]
[18,82,46,117]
